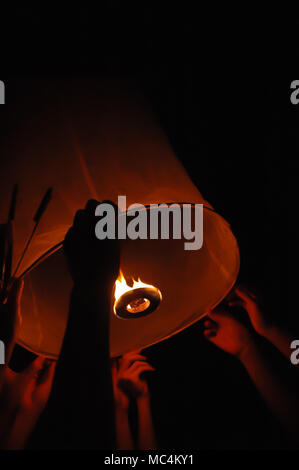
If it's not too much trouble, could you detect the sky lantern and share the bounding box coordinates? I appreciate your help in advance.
[0,79,240,358]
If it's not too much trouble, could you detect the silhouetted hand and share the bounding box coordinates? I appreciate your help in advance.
[1,357,56,416]
[112,351,155,409]
[203,309,253,358]
[228,285,269,336]
[0,279,23,369]
[63,199,120,286]
[0,357,56,449]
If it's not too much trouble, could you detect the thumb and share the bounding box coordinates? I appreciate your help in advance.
[20,356,45,389]
[37,360,56,387]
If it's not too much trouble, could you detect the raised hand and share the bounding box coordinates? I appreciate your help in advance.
[63,199,120,287]
[112,350,156,451]
[2,357,55,413]
[203,309,253,358]
[112,350,155,408]
[228,285,269,336]
[0,356,56,449]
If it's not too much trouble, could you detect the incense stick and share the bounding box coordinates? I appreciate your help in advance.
[12,187,53,278]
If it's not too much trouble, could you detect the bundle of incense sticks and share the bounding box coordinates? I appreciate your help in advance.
[0,185,52,302]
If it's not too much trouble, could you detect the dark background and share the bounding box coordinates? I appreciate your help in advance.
[0,4,297,449]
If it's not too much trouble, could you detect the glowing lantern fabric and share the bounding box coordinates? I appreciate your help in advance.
[0,79,240,358]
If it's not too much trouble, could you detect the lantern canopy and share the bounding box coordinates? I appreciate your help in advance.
[0,79,239,358]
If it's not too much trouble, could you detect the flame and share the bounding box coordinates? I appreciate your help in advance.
[114,270,154,301]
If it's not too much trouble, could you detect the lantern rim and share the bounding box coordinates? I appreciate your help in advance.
[16,202,240,358]
[18,203,222,280]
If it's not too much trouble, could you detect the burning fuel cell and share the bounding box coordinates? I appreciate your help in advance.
[113,271,162,319]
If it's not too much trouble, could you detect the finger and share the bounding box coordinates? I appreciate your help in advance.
[235,286,256,303]
[207,309,227,321]
[25,356,45,377]
[130,364,155,379]
[128,361,154,374]
[127,354,147,369]
[37,360,56,386]
[122,351,147,363]
[138,364,155,374]
[203,319,217,328]
[120,354,147,370]
[19,356,45,389]
[46,361,56,384]
[238,284,257,298]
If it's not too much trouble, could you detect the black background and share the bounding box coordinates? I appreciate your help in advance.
[0,4,297,449]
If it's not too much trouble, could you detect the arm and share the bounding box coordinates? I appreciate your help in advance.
[43,199,120,449]
[0,275,57,450]
[113,351,156,450]
[239,337,299,440]
[136,393,157,450]
[262,327,296,362]
[2,359,56,450]
[47,281,116,449]
[0,280,20,442]
[112,361,134,450]
[204,309,299,446]
[231,286,295,362]
[114,402,134,450]
[0,279,25,444]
